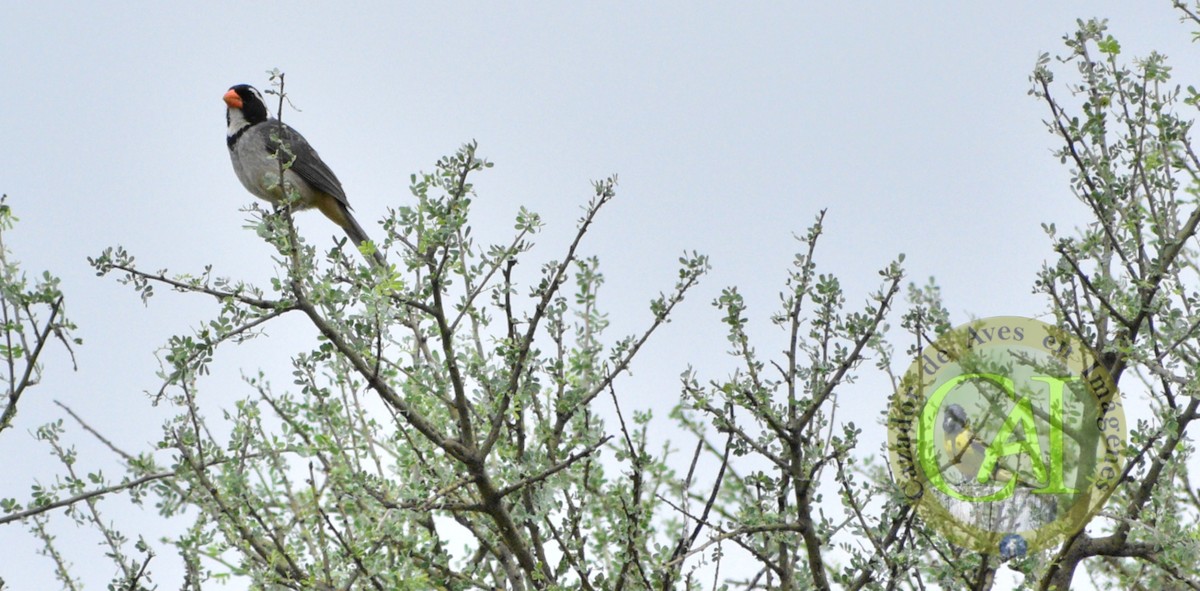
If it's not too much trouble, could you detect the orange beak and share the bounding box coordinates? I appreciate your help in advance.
[223,88,242,109]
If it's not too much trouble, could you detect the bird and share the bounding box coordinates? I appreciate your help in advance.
[223,84,387,267]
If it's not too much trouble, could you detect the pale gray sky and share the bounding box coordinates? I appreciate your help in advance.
[1,2,1195,588]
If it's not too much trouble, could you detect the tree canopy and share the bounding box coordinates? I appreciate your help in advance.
[6,9,1200,591]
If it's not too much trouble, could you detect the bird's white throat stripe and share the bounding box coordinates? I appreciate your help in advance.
[226,108,253,139]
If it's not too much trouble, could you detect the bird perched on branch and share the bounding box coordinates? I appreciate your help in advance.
[223,84,386,267]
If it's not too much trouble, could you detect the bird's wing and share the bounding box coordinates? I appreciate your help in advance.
[265,122,351,208]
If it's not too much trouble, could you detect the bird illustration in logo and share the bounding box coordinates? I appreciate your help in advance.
[941,403,1014,484]
[939,403,1060,533]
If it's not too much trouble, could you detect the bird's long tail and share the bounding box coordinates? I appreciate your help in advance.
[317,197,388,267]
[342,211,389,268]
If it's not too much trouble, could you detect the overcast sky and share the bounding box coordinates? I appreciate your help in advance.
[2,2,1197,588]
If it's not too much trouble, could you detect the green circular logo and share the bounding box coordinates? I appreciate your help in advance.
[887,317,1125,555]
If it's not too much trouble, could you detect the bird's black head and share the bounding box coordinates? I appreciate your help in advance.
[942,404,968,436]
[223,84,269,124]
